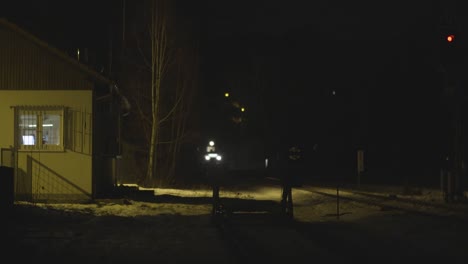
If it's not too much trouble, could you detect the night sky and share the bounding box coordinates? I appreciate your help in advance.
[2,0,466,184]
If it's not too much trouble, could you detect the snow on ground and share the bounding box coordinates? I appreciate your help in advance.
[13,182,462,219]
[4,181,468,263]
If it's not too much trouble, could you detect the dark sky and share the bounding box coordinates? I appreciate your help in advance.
[188,0,464,179]
[1,1,453,104]
[2,1,449,78]
[2,1,448,65]
[191,0,449,140]
[2,1,114,72]
[2,1,462,156]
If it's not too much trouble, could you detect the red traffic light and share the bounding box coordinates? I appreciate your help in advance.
[447,34,455,43]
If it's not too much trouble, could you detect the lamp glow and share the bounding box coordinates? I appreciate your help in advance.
[447,34,455,42]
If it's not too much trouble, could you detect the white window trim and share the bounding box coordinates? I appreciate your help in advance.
[15,106,66,152]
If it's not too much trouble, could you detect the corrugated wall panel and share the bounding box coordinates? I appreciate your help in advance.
[0,23,94,91]
[0,28,6,88]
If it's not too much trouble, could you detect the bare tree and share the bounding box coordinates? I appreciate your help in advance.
[145,0,171,185]
[122,0,200,187]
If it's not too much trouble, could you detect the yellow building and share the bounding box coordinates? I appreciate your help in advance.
[0,19,123,202]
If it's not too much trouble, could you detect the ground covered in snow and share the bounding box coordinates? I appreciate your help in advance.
[3,179,468,263]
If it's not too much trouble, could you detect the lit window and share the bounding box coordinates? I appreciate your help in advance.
[17,107,65,151]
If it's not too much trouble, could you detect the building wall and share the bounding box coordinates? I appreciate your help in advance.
[0,90,93,202]
[0,19,118,202]
[0,22,95,91]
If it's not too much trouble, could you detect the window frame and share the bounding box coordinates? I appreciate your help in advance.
[16,106,66,152]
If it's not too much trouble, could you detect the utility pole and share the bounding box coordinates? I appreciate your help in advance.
[438,1,465,202]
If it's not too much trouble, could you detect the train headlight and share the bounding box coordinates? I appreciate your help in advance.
[205,153,222,162]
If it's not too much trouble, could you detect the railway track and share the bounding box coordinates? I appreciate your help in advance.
[298,184,468,222]
[212,178,468,262]
[210,179,339,263]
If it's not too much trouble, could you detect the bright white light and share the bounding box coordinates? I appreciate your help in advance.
[205,153,222,162]
[22,135,35,145]
[209,141,215,146]
[27,124,53,127]
[265,158,269,168]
